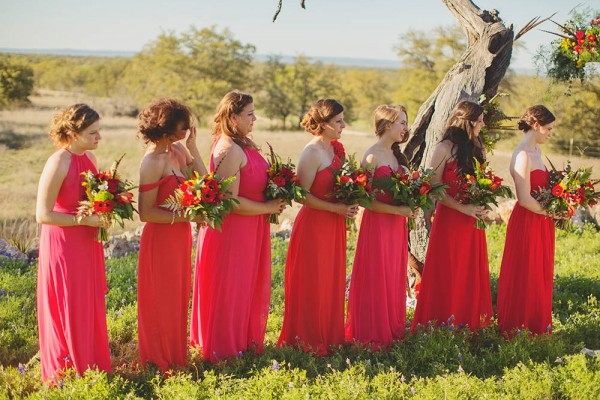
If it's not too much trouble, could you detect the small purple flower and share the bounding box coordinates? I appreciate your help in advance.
[440,322,446,327]
[58,380,64,389]
[64,355,71,363]
[237,351,244,358]
[276,257,281,263]
[288,382,294,389]
[591,313,597,319]
[405,321,411,328]
[18,363,26,375]
[449,325,456,332]
[457,354,462,361]
[458,323,465,329]
[410,387,416,394]
[0,289,6,296]
[21,306,29,313]
[271,360,281,371]
[127,286,134,292]
[546,325,552,332]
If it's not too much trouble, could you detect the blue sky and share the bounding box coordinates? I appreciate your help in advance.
[0,0,593,70]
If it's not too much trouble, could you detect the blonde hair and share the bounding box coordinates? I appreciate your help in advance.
[49,104,99,147]
[373,104,409,167]
[213,90,256,149]
[301,99,344,135]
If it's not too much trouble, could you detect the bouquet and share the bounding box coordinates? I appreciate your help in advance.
[161,168,239,231]
[456,159,514,229]
[330,148,378,230]
[532,158,599,229]
[263,143,308,224]
[77,154,137,241]
[374,166,447,230]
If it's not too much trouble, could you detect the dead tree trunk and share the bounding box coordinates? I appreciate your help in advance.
[402,0,514,261]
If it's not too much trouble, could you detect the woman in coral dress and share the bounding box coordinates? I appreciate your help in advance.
[497,105,558,336]
[345,105,414,349]
[190,91,285,362]
[411,100,493,331]
[137,99,206,372]
[36,104,111,382]
[278,99,359,355]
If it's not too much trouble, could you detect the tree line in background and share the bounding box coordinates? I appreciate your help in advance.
[0,25,598,157]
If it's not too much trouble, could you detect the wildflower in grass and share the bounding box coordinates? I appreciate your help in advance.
[18,363,26,374]
[271,360,281,371]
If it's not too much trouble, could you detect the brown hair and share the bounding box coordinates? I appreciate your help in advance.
[137,98,193,144]
[373,104,409,168]
[441,100,485,175]
[213,90,256,149]
[49,104,99,147]
[301,99,344,135]
[518,105,556,132]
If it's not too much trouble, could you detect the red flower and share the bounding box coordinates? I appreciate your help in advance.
[578,39,586,45]
[331,140,346,159]
[115,192,134,204]
[281,167,294,180]
[97,172,108,181]
[594,18,600,25]
[340,175,351,184]
[588,34,596,42]
[179,183,190,192]
[567,204,576,217]
[201,188,217,204]
[106,179,120,194]
[93,200,115,213]
[205,179,218,192]
[355,174,368,187]
[273,175,286,187]
[181,196,194,207]
[411,170,421,180]
[551,184,564,197]
[419,182,431,195]
[576,30,585,40]
[574,45,583,54]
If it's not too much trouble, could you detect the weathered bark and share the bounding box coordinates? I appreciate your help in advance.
[402,0,514,261]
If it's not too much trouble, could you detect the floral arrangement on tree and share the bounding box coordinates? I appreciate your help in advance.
[161,165,239,231]
[477,92,516,154]
[77,155,137,241]
[542,11,600,81]
[329,140,378,230]
[263,143,308,224]
[456,159,514,229]
[532,158,599,230]
[374,166,447,230]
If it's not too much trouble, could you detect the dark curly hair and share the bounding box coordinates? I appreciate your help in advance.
[137,98,193,143]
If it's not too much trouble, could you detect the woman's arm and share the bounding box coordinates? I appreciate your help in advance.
[512,150,545,214]
[213,140,284,216]
[36,151,106,227]
[184,127,208,175]
[429,142,486,219]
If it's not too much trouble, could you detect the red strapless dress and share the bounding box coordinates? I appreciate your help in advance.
[497,169,555,335]
[345,166,408,348]
[411,160,493,331]
[277,156,346,355]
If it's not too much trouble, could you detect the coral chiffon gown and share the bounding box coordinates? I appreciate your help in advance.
[345,166,409,348]
[37,150,111,382]
[411,160,493,331]
[190,145,271,362]
[278,155,347,355]
[497,169,555,335]
[138,175,192,371]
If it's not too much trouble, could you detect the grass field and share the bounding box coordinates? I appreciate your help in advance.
[2,90,599,236]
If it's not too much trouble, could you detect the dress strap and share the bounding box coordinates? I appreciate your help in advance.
[139,175,174,192]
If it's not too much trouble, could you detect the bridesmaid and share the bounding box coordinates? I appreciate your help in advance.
[136,98,207,372]
[496,105,557,336]
[36,104,111,382]
[278,99,359,355]
[345,105,414,349]
[190,90,285,362]
[411,100,493,331]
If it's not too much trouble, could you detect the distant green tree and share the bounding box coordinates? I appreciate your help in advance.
[122,26,255,122]
[0,55,34,108]
[258,56,295,129]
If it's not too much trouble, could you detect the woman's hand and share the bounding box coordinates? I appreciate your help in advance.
[460,204,487,219]
[546,210,570,220]
[185,126,198,151]
[267,199,287,215]
[397,206,415,219]
[79,214,110,229]
[337,203,359,219]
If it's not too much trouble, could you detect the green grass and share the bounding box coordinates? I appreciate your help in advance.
[1,224,600,398]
